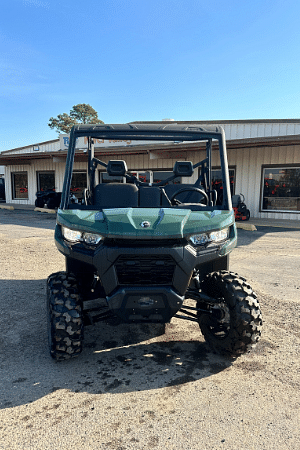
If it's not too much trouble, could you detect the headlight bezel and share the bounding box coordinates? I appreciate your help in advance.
[189,227,229,247]
[61,226,103,246]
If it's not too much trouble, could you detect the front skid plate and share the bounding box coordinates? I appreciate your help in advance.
[82,290,216,325]
[107,286,184,323]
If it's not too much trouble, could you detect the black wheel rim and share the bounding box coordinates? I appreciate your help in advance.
[204,303,231,340]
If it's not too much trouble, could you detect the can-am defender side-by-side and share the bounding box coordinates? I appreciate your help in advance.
[47,124,262,361]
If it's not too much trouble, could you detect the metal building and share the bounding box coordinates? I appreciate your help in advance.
[0,119,299,221]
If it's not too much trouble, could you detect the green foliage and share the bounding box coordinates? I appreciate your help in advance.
[48,113,77,134]
[48,104,104,134]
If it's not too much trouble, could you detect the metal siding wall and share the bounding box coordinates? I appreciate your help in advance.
[220,122,300,140]
[211,149,220,167]
[272,123,280,136]
[292,145,299,164]
[252,148,262,218]
[3,140,300,221]
[231,148,243,194]
[228,144,300,221]
[4,166,12,203]
[4,140,60,156]
[133,154,144,170]
[240,148,249,199]
[243,148,253,212]
[148,156,159,170]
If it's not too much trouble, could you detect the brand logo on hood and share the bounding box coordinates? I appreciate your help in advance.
[140,221,151,228]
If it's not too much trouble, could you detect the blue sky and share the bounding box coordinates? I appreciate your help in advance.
[1,0,300,151]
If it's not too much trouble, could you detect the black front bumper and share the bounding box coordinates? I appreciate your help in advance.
[55,225,229,323]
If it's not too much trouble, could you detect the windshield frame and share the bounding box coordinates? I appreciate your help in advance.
[60,124,231,211]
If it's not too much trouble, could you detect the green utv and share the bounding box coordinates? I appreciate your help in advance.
[47,124,262,361]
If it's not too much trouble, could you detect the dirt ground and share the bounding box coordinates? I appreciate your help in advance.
[0,209,299,450]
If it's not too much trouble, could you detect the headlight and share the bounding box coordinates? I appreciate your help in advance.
[62,226,82,242]
[190,227,229,246]
[210,228,229,242]
[82,232,103,245]
[189,233,211,246]
[62,227,103,245]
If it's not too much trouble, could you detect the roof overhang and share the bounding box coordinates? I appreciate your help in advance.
[0,132,300,166]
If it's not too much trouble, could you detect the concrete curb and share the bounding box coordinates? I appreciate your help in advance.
[236,222,257,231]
[34,207,57,214]
[0,204,14,211]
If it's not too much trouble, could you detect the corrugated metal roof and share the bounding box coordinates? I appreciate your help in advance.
[1,119,300,159]
[131,120,300,141]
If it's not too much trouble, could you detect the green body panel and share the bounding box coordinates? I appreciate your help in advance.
[57,207,235,240]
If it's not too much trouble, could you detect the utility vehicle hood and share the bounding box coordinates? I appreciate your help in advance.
[57,208,234,239]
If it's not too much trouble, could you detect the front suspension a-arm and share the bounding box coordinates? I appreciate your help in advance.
[185,288,222,304]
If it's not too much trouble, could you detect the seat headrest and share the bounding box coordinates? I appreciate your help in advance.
[173,161,194,177]
[107,160,128,176]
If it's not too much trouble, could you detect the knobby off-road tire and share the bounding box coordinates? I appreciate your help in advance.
[35,197,44,208]
[46,198,57,210]
[47,271,84,361]
[198,271,262,357]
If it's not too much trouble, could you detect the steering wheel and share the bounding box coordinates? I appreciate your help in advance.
[170,187,209,206]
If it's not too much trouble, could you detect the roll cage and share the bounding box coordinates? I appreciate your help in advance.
[60,123,231,211]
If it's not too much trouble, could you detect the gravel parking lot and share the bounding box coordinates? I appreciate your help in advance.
[0,209,299,450]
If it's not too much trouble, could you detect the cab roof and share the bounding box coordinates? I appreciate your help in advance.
[70,123,225,142]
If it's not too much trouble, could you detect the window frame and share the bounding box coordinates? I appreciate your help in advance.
[11,171,29,200]
[36,171,56,192]
[260,164,300,213]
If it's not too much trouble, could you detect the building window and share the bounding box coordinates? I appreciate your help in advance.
[100,172,125,183]
[153,171,181,184]
[211,168,235,205]
[261,166,300,212]
[71,172,87,199]
[99,170,181,184]
[37,171,55,192]
[131,171,151,183]
[12,172,28,199]
[127,171,181,184]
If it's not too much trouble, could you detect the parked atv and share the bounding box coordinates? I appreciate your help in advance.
[47,124,262,361]
[35,190,62,209]
[232,194,250,221]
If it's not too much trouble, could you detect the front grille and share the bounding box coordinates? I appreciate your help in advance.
[105,238,187,248]
[115,255,176,285]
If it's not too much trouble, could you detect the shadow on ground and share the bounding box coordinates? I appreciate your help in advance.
[0,279,232,409]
